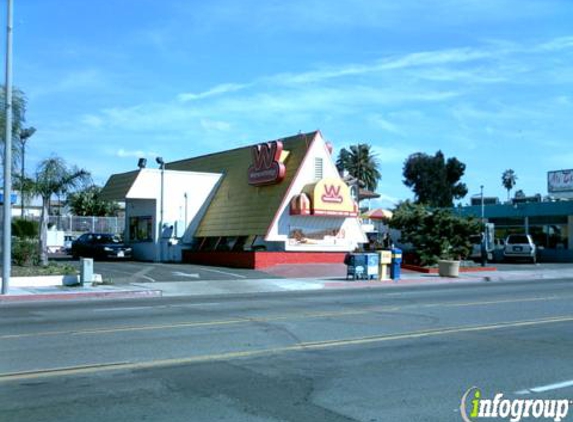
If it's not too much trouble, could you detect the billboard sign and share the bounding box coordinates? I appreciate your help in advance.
[548,170,573,195]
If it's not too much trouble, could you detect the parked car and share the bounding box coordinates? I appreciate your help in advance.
[71,233,132,260]
[63,235,76,254]
[503,234,537,263]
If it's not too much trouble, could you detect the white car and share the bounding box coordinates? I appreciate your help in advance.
[504,234,537,263]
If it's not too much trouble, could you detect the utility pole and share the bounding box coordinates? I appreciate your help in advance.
[19,127,35,219]
[480,185,484,222]
[2,0,13,294]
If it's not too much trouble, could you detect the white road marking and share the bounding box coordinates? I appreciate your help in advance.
[515,379,573,395]
[197,267,247,279]
[171,271,200,278]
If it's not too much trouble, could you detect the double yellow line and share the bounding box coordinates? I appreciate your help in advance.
[1,294,568,340]
[1,314,573,383]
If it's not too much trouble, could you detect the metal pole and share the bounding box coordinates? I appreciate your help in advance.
[480,185,487,267]
[20,137,24,218]
[159,164,164,261]
[2,0,13,295]
[480,185,484,221]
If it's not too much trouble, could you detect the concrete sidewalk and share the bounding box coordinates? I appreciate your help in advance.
[2,266,573,303]
[0,284,162,303]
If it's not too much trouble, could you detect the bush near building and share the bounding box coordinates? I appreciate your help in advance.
[390,201,481,266]
[11,218,40,266]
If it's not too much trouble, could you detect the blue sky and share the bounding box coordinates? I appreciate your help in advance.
[6,0,573,207]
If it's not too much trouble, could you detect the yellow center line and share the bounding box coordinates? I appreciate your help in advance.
[2,314,572,383]
[2,294,571,340]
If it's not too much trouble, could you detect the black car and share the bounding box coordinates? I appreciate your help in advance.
[71,233,132,260]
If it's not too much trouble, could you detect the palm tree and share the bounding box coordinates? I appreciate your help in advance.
[338,144,381,191]
[0,87,28,168]
[501,169,517,201]
[32,157,90,266]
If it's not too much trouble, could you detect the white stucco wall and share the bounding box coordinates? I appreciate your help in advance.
[125,169,222,261]
[266,133,367,251]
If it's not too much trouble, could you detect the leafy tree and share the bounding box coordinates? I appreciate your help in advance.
[67,185,119,216]
[402,150,468,207]
[389,201,481,266]
[501,169,517,201]
[336,144,381,191]
[31,157,90,266]
[0,87,28,167]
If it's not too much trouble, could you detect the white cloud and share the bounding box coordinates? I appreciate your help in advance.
[368,115,403,135]
[200,118,231,132]
[178,83,247,102]
[116,148,160,159]
[368,194,400,209]
[81,114,104,128]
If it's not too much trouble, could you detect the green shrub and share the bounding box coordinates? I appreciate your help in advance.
[12,218,39,239]
[12,238,40,266]
[389,201,482,266]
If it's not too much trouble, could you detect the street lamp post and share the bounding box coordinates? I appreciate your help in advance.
[19,127,36,219]
[2,0,13,295]
[480,185,487,267]
[156,157,165,262]
[480,185,484,221]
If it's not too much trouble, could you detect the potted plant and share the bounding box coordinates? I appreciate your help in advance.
[437,240,461,277]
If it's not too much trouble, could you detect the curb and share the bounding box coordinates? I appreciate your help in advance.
[0,289,162,303]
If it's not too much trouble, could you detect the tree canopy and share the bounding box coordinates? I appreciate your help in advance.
[402,150,468,207]
[32,157,90,265]
[0,86,28,166]
[501,169,517,201]
[336,143,381,191]
[67,185,119,217]
[389,201,481,266]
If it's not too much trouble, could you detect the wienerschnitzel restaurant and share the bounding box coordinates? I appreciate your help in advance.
[101,131,367,268]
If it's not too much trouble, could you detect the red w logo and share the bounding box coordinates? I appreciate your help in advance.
[321,184,343,203]
[251,142,277,171]
[247,140,286,186]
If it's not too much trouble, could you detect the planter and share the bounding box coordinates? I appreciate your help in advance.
[438,260,460,278]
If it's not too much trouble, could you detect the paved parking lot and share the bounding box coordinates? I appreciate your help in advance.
[57,258,278,284]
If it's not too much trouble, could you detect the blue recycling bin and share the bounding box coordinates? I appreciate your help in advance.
[390,248,402,280]
[364,253,380,280]
[345,253,367,280]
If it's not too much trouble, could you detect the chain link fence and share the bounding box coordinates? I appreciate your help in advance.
[26,216,125,235]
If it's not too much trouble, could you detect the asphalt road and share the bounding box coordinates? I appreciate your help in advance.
[2,278,573,421]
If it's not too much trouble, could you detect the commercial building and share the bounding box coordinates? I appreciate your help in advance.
[457,169,573,262]
[101,131,367,268]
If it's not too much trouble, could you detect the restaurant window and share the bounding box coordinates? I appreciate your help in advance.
[314,158,323,181]
[232,236,249,251]
[216,237,238,251]
[199,237,220,251]
[129,216,153,242]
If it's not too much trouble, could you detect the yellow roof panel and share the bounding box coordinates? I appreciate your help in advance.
[100,170,139,201]
[167,132,317,237]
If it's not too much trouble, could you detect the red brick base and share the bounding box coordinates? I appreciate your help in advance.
[182,251,348,269]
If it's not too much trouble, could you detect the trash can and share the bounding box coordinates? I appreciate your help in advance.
[390,248,402,280]
[378,250,392,280]
[345,253,367,280]
[364,253,379,280]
